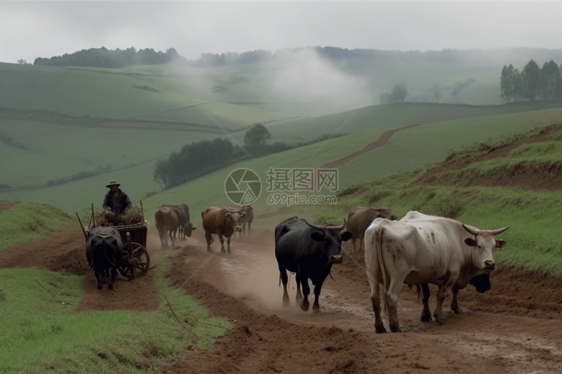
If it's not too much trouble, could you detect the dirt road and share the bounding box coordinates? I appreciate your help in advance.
[164,230,562,374]
[2,229,562,373]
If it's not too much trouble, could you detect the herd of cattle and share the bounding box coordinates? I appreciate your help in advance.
[90,202,508,333]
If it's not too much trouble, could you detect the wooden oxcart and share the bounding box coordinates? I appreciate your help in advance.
[76,203,150,279]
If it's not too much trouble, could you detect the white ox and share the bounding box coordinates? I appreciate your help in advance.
[364,211,509,333]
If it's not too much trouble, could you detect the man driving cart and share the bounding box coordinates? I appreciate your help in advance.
[102,180,133,225]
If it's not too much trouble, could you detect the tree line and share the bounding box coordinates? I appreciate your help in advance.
[153,124,346,190]
[34,47,184,68]
[501,59,562,102]
[154,124,288,189]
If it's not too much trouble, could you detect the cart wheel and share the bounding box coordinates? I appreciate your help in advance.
[118,242,150,279]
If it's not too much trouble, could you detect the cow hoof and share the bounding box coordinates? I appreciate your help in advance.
[108,284,114,290]
[296,294,303,303]
[452,307,463,314]
[312,306,320,314]
[375,325,387,334]
[435,316,446,325]
[420,314,433,322]
[390,325,402,333]
[300,300,310,312]
[282,299,290,307]
[97,284,102,290]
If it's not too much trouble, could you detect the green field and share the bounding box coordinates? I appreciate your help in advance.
[4,106,562,220]
[0,204,228,373]
[138,108,562,227]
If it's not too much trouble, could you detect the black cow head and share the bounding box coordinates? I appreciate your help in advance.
[305,219,353,264]
[469,273,491,293]
[184,222,196,238]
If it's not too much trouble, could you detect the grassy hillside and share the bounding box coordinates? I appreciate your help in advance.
[0,119,218,187]
[138,108,561,229]
[299,125,562,276]
[3,106,561,218]
[0,202,74,252]
[260,101,562,144]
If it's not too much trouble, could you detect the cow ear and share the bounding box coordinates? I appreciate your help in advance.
[311,232,324,242]
[464,238,477,247]
[240,213,246,218]
[495,239,507,251]
[225,213,232,219]
[341,232,353,242]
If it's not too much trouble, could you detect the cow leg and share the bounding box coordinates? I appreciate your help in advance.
[108,267,117,290]
[278,264,290,306]
[312,281,324,314]
[218,234,226,253]
[205,232,213,252]
[420,283,432,322]
[170,228,176,248]
[226,235,232,254]
[386,279,403,333]
[300,276,311,312]
[451,288,462,313]
[96,271,103,290]
[434,280,454,324]
[295,273,303,303]
[367,269,386,333]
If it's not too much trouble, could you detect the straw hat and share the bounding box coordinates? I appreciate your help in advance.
[106,180,120,188]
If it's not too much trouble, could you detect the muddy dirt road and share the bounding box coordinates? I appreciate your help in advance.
[165,230,562,374]
[2,229,562,373]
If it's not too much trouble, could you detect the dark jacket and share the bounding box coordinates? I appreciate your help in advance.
[102,189,132,215]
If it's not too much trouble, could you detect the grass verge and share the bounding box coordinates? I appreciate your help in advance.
[0,250,228,373]
[0,201,74,252]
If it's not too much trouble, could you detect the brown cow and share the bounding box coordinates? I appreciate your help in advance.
[201,206,246,254]
[346,206,395,253]
[227,204,254,236]
[155,207,179,249]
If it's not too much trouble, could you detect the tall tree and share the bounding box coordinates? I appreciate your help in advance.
[540,60,560,100]
[391,83,408,102]
[244,123,271,148]
[500,64,515,102]
[522,59,541,100]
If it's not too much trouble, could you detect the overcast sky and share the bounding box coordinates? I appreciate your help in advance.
[0,1,560,64]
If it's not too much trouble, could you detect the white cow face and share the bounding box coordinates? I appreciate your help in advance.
[464,233,507,271]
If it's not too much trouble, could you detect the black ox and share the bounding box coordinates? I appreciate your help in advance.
[159,204,196,239]
[86,227,128,290]
[419,273,492,321]
[275,216,353,313]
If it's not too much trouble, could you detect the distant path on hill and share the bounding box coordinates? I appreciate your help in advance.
[0,201,12,212]
[319,124,421,169]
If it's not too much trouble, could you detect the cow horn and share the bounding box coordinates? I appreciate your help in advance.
[462,223,480,236]
[302,218,325,231]
[326,219,346,231]
[226,206,241,213]
[489,226,510,236]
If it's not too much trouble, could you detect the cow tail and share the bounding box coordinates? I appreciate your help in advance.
[104,243,116,267]
[376,225,388,313]
[415,284,422,303]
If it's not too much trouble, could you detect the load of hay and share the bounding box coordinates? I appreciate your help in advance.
[93,205,145,227]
